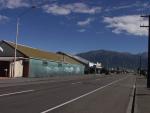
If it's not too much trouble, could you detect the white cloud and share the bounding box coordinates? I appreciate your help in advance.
[77,18,94,26]
[65,3,101,14]
[103,15,148,36]
[105,4,134,12]
[42,4,71,15]
[105,2,150,12]
[78,29,86,32]
[0,0,29,9]
[0,15,9,23]
[42,3,101,15]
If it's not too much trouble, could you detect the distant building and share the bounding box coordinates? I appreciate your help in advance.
[0,40,85,77]
[57,52,103,74]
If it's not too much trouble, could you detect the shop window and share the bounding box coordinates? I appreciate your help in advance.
[43,61,48,66]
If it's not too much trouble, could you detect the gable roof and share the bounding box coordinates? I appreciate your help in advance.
[57,51,92,65]
[3,40,63,62]
[73,55,90,64]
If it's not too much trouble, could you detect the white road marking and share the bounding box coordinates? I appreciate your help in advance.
[71,82,81,85]
[41,77,128,113]
[0,90,34,97]
[126,78,136,113]
[95,78,101,81]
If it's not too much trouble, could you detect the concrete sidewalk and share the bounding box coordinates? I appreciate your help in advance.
[134,76,150,113]
[0,74,105,87]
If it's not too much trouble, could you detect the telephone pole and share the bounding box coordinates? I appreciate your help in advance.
[140,15,150,88]
[13,6,36,77]
[139,55,141,76]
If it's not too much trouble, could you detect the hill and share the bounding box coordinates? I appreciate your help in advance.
[77,50,148,69]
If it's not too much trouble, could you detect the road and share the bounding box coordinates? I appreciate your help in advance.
[0,74,135,113]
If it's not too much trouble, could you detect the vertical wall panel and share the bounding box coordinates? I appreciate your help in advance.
[29,59,84,77]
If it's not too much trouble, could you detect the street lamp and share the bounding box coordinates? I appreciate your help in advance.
[13,6,36,77]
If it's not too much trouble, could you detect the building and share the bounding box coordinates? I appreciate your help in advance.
[0,40,85,77]
[57,52,102,74]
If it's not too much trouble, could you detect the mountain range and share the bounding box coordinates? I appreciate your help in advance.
[76,50,148,70]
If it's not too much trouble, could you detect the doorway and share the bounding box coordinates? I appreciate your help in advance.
[0,61,10,77]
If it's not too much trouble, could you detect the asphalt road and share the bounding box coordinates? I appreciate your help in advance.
[0,74,135,113]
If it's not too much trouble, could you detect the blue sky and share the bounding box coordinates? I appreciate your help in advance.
[0,0,149,54]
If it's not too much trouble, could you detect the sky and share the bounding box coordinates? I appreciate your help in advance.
[0,0,149,54]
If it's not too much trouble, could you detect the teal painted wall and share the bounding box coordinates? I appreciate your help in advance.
[29,59,85,77]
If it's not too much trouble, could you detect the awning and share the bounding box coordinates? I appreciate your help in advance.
[0,57,26,61]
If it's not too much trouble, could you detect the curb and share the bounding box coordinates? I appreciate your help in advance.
[126,77,136,113]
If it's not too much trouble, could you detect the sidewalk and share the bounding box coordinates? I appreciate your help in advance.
[134,76,150,113]
[0,74,104,87]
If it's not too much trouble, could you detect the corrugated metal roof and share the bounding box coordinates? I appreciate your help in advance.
[73,56,90,64]
[2,40,83,65]
[4,40,63,62]
[57,52,91,65]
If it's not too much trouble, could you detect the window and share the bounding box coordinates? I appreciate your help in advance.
[58,63,62,67]
[43,61,48,66]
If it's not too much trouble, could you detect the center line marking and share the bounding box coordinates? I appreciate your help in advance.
[95,78,101,81]
[0,90,34,97]
[71,82,81,85]
[41,76,128,113]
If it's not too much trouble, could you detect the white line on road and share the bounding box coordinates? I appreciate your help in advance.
[71,82,82,85]
[41,76,128,113]
[0,90,34,97]
[95,78,101,81]
[126,78,136,113]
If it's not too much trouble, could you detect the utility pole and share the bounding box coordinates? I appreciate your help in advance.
[140,15,150,88]
[13,17,20,77]
[13,6,36,77]
[139,55,142,76]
